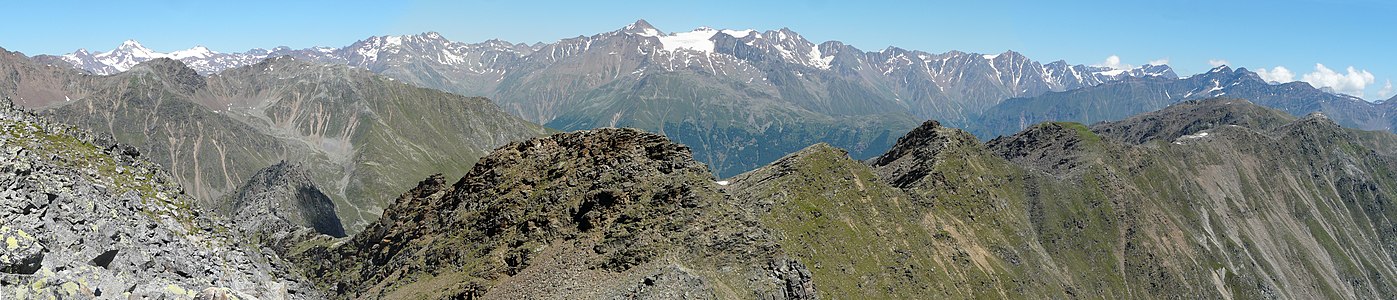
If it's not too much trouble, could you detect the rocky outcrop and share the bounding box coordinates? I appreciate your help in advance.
[987,122,1100,177]
[870,119,992,189]
[224,161,345,238]
[292,128,815,299]
[0,97,319,298]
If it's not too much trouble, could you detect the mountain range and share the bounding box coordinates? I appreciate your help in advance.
[974,65,1397,138]
[7,19,1397,299]
[2,47,548,232]
[36,20,1176,176]
[13,94,1397,298]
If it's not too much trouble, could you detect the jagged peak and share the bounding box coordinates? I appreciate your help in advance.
[775,27,799,36]
[986,50,1025,60]
[1207,65,1233,74]
[877,120,939,160]
[621,19,662,36]
[872,120,978,167]
[880,46,910,55]
[419,31,445,40]
[627,19,656,30]
[870,119,989,189]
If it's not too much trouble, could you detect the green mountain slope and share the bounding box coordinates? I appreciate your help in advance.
[723,98,1397,298]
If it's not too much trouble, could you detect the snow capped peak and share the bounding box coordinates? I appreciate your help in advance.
[623,19,662,37]
[982,54,999,60]
[114,40,158,57]
[169,46,216,59]
[63,48,93,61]
[626,19,657,31]
[119,39,145,49]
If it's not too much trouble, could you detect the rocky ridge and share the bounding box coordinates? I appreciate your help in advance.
[286,128,815,299]
[721,98,1397,298]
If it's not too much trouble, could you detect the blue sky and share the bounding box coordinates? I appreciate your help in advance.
[3,0,1394,99]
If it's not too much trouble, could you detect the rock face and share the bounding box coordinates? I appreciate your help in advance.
[0,97,319,298]
[869,119,989,189]
[223,161,346,238]
[288,128,815,299]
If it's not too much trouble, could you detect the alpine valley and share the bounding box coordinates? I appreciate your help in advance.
[2,16,1396,300]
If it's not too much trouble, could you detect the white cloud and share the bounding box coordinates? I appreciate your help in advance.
[1254,66,1295,83]
[1208,59,1229,67]
[1379,80,1394,100]
[1147,58,1169,66]
[1096,55,1130,69]
[1300,63,1375,98]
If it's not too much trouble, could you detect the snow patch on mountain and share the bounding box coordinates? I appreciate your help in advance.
[1095,69,1127,77]
[808,47,832,70]
[169,46,216,59]
[657,27,721,52]
[721,29,756,38]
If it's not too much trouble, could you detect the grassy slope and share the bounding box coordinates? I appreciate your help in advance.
[730,102,1397,298]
